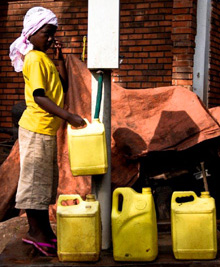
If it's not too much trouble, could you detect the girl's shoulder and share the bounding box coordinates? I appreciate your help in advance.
[25,50,47,62]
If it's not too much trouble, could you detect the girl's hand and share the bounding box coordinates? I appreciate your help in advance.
[67,113,86,128]
[54,39,64,60]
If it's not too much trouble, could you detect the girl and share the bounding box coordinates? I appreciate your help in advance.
[9,7,85,256]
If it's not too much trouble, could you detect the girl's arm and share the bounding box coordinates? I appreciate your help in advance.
[34,95,85,127]
[54,39,68,92]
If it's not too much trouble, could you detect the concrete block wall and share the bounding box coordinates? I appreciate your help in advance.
[0,0,197,140]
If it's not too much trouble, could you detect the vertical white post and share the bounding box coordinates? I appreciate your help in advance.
[87,0,120,249]
[193,0,211,106]
[91,71,111,249]
[87,0,120,70]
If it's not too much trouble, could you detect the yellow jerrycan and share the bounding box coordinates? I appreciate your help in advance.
[67,118,108,176]
[57,194,101,262]
[171,191,217,260]
[111,187,158,261]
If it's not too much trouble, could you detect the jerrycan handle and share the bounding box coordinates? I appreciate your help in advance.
[67,118,90,132]
[112,189,124,215]
[112,187,134,215]
[57,194,83,207]
[172,191,197,204]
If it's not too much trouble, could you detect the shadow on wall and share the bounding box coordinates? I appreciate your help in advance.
[148,110,200,152]
[113,127,147,159]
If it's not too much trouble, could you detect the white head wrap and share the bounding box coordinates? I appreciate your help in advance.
[9,7,58,72]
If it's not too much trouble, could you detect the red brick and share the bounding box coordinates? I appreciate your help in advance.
[0,122,13,127]
[143,58,157,64]
[156,82,170,87]
[121,28,135,34]
[172,66,193,73]
[129,47,143,52]
[129,34,143,40]
[120,65,134,70]
[121,4,136,10]
[0,133,11,139]
[173,1,194,8]
[172,28,194,34]
[172,47,194,54]
[126,82,141,88]
[173,79,193,86]
[163,76,172,82]
[5,89,16,94]
[1,100,13,105]
[133,52,148,58]
[158,8,172,14]
[151,3,165,8]
[127,58,142,64]
[172,21,192,28]
[120,76,134,82]
[172,73,193,79]
[142,46,157,52]
[142,82,156,88]
[128,70,143,76]
[121,10,131,16]
[149,52,164,57]
[1,111,11,117]
[120,16,131,22]
[121,40,136,46]
[173,14,193,21]
[136,3,150,9]
[135,64,148,70]
[135,40,151,45]
[121,35,129,40]
[149,76,162,82]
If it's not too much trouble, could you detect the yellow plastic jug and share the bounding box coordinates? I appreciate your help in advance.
[57,194,101,262]
[67,118,108,176]
[171,191,217,260]
[111,187,158,261]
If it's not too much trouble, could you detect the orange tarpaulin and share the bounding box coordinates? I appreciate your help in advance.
[1,55,220,221]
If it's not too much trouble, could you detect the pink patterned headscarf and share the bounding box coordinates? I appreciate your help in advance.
[9,7,58,72]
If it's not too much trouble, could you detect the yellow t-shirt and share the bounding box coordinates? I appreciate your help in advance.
[19,50,64,135]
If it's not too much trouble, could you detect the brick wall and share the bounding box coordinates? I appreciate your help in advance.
[114,0,174,89]
[209,1,220,108]
[171,0,197,90]
[0,0,197,140]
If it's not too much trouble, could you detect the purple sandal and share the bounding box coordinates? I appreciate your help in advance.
[22,238,57,257]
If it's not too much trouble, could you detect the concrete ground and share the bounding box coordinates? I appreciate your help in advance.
[0,217,220,267]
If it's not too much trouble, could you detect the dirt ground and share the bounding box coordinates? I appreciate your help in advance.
[0,217,220,267]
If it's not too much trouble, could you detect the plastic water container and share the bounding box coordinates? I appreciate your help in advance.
[111,187,158,261]
[171,191,217,260]
[57,194,101,261]
[67,118,108,176]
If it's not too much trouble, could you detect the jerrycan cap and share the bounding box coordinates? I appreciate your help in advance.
[86,194,96,202]
[142,187,151,194]
[92,118,101,123]
[200,191,210,198]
